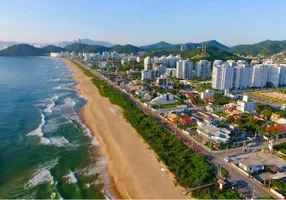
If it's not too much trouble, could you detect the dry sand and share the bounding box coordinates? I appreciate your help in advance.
[66,60,187,199]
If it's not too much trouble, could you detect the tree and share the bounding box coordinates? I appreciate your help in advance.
[227,116,234,124]
[261,109,272,120]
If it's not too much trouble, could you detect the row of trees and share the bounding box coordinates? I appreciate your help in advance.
[72,61,215,188]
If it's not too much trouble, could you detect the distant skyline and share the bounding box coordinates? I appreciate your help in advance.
[1,0,286,46]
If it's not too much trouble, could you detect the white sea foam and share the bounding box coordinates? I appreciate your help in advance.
[78,94,88,101]
[44,101,55,113]
[25,158,59,189]
[25,169,53,188]
[40,137,51,144]
[63,82,74,86]
[80,123,92,137]
[26,113,51,144]
[49,78,61,82]
[43,95,58,113]
[53,85,62,90]
[59,72,65,78]
[52,95,59,100]
[81,157,108,177]
[49,136,70,147]
[50,192,56,199]
[27,113,45,137]
[43,117,71,133]
[53,84,75,91]
[64,171,78,184]
[91,137,100,146]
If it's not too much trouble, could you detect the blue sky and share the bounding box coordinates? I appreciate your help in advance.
[0,0,285,46]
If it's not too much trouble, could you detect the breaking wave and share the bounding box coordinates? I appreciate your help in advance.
[63,171,78,184]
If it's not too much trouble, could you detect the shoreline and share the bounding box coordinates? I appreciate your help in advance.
[65,59,187,199]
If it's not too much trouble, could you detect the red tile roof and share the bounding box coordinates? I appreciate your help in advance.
[267,124,286,133]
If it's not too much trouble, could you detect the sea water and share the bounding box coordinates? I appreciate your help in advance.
[0,57,107,199]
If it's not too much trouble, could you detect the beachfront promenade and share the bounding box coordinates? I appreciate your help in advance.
[74,60,274,198]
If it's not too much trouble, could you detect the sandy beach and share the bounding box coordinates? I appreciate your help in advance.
[65,60,187,199]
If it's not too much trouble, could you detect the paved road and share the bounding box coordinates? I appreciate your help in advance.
[77,61,276,198]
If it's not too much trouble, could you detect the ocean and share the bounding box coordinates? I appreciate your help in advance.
[0,57,107,199]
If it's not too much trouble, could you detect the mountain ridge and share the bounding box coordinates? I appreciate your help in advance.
[0,44,67,56]
[231,40,286,56]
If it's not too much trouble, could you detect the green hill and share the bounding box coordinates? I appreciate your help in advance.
[231,40,286,56]
[64,43,142,54]
[146,46,240,61]
[140,41,174,50]
[182,47,241,62]
[0,44,68,56]
[141,40,230,52]
[110,44,142,53]
[64,43,109,53]
[42,45,67,53]
[0,44,44,56]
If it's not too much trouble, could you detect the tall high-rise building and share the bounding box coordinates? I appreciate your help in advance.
[233,65,253,89]
[155,64,166,77]
[252,65,269,88]
[278,65,286,86]
[212,63,234,90]
[195,60,211,79]
[180,44,186,51]
[176,60,193,79]
[267,65,280,88]
[144,57,151,70]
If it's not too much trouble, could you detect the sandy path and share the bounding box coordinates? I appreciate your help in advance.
[66,60,187,199]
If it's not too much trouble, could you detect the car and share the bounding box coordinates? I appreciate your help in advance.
[231,181,240,189]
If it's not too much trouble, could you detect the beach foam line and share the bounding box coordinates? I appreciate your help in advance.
[78,94,88,101]
[27,113,45,137]
[26,113,51,144]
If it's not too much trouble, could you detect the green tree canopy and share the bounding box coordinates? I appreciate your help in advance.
[261,109,272,120]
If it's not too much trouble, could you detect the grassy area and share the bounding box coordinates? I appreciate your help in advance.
[221,167,229,178]
[272,179,286,196]
[251,91,286,103]
[274,142,286,155]
[71,60,215,188]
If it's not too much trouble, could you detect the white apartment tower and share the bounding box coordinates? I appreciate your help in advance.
[212,64,234,90]
[144,57,152,70]
[176,60,193,79]
[278,65,286,86]
[267,65,280,88]
[252,65,269,88]
[196,60,211,79]
[233,65,253,89]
